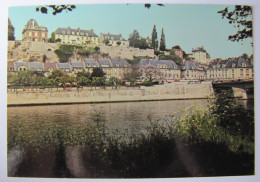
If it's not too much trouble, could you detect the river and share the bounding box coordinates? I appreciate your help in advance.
[7,99,253,178]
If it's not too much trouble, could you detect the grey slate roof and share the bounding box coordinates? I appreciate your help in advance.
[57,63,71,71]
[85,58,99,67]
[209,57,253,69]
[71,61,84,68]
[55,27,98,37]
[30,62,44,70]
[16,62,29,69]
[110,58,130,67]
[101,33,125,41]
[139,59,179,69]
[98,59,112,68]
[182,61,199,70]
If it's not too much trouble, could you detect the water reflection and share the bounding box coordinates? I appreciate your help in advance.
[8,100,207,177]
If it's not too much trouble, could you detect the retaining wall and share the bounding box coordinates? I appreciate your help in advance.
[7,82,214,106]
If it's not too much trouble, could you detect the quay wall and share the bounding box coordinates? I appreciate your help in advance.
[7,82,214,106]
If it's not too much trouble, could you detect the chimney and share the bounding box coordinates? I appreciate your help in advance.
[68,26,71,30]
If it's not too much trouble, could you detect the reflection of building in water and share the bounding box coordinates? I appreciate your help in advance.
[22,19,48,42]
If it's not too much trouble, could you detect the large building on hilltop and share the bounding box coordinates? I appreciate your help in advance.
[191,46,210,65]
[22,19,48,42]
[54,27,99,45]
[99,33,129,47]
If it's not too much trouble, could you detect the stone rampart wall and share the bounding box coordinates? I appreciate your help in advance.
[7,82,213,106]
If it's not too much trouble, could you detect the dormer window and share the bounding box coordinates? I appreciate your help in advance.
[67,31,70,34]
[232,63,236,67]
[62,31,65,34]
[72,32,75,35]
[222,65,226,68]
[116,63,119,67]
[242,63,247,67]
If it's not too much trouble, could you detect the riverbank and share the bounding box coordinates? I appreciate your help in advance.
[7,82,214,106]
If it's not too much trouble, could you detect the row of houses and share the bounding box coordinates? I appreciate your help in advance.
[7,57,254,81]
[23,19,130,47]
[8,58,131,79]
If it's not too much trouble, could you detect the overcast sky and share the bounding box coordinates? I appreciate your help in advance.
[8,4,254,59]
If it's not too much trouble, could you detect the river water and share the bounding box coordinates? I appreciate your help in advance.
[7,99,253,178]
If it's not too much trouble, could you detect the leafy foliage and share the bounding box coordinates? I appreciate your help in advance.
[91,67,106,78]
[54,44,75,63]
[128,30,140,48]
[36,5,76,15]
[128,30,149,49]
[159,50,183,66]
[8,18,15,40]
[218,5,252,42]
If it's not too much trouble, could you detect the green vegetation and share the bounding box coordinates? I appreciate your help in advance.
[54,44,75,63]
[8,18,15,41]
[218,5,252,43]
[159,50,183,66]
[159,28,166,51]
[54,44,101,63]
[128,30,149,49]
[8,91,254,177]
[151,25,158,50]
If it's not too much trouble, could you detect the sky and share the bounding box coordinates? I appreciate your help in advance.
[8,3,253,59]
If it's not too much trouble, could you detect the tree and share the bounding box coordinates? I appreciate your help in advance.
[116,41,121,46]
[241,53,249,59]
[128,30,140,48]
[141,65,164,82]
[103,38,110,45]
[138,38,149,49]
[42,54,47,63]
[151,25,158,50]
[36,5,76,15]
[76,71,91,87]
[48,69,67,79]
[54,44,75,63]
[158,50,183,66]
[48,32,56,43]
[8,18,15,41]
[218,5,252,42]
[91,68,105,78]
[159,28,166,51]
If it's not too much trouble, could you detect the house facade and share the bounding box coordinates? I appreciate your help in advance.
[55,27,99,45]
[191,46,210,65]
[22,19,48,42]
[181,61,206,80]
[99,33,129,47]
[207,57,254,80]
[139,59,181,81]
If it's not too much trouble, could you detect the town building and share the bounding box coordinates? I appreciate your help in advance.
[99,33,129,47]
[181,61,206,80]
[22,19,48,42]
[54,27,99,45]
[7,58,131,80]
[207,57,254,80]
[139,59,181,81]
[172,46,184,59]
[191,46,210,65]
